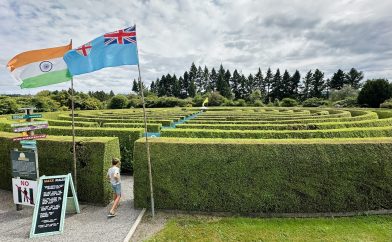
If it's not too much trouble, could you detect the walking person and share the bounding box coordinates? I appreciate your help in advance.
[107,158,121,217]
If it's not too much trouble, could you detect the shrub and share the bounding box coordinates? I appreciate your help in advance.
[134,137,392,213]
[236,99,247,107]
[0,97,19,115]
[280,98,298,107]
[0,132,120,205]
[208,92,227,106]
[32,96,60,112]
[380,99,392,109]
[358,79,392,108]
[302,98,328,107]
[254,100,264,107]
[108,94,128,109]
[330,85,359,102]
[333,97,358,108]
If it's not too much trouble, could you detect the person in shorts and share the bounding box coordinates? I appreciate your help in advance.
[107,158,121,217]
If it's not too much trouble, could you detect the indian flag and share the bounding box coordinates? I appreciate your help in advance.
[7,43,72,88]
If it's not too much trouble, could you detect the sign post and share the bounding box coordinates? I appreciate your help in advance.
[30,174,80,238]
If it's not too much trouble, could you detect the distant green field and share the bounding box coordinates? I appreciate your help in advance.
[148,215,392,242]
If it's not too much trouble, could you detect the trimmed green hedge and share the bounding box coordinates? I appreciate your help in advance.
[35,126,143,173]
[0,132,120,205]
[162,126,392,139]
[42,119,99,127]
[134,137,392,213]
[102,122,162,132]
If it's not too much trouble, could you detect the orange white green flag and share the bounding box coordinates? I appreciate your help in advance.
[7,43,72,88]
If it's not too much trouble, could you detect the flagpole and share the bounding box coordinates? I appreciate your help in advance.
[71,77,77,192]
[135,27,155,218]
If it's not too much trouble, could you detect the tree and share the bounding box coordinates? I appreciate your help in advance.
[180,72,190,98]
[188,80,196,98]
[358,79,392,108]
[281,70,291,98]
[195,66,203,93]
[172,74,181,97]
[270,69,282,101]
[264,68,273,102]
[254,68,265,96]
[202,66,210,93]
[301,70,313,100]
[310,69,325,98]
[108,94,128,109]
[290,70,301,98]
[132,79,139,94]
[345,68,364,89]
[216,64,226,94]
[209,68,218,91]
[0,97,19,114]
[330,69,345,90]
[221,69,232,98]
[330,85,359,102]
[231,70,241,99]
[83,97,102,110]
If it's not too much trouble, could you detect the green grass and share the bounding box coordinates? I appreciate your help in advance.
[147,215,392,242]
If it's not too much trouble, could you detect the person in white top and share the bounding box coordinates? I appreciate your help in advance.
[107,158,121,217]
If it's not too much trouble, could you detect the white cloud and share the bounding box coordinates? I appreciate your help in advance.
[0,0,391,94]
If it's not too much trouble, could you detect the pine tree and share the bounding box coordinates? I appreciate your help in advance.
[245,74,254,100]
[171,74,181,97]
[179,76,186,98]
[188,80,196,98]
[202,66,210,93]
[216,64,226,94]
[254,68,265,96]
[180,71,190,98]
[231,69,241,99]
[239,74,247,99]
[109,90,115,97]
[281,70,291,98]
[345,68,364,89]
[196,66,203,93]
[150,80,156,94]
[165,74,173,96]
[132,79,139,94]
[302,70,313,100]
[158,75,166,97]
[290,70,301,98]
[270,69,282,101]
[210,68,218,91]
[221,69,232,98]
[310,69,325,98]
[330,69,346,90]
[264,68,273,102]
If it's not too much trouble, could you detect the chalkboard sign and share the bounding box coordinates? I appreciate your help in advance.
[30,174,79,238]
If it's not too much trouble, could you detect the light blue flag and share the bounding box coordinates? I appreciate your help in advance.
[64,26,139,76]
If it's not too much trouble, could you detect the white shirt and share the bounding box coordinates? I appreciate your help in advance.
[107,166,121,185]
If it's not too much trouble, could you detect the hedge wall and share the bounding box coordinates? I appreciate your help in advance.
[162,126,392,139]
[35,126,143,173]
[102,122,162,132]
[134,137,392,214]
[58,114,173,126]
[0,132,120,205]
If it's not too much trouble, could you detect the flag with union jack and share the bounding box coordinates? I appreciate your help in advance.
[104,26,136,45]
[64,25,139,76]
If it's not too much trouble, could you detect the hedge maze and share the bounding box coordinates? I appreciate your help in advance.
[1,107,392,212]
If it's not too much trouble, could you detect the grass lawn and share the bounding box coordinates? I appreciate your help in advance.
[147,215,392,242]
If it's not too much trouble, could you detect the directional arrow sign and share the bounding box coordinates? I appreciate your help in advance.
[13,124,48,133]
[11,121,48,127]
[12,114,43,120]
[12,134,47,141]
[20,140,37,145]
[22,144,37,150]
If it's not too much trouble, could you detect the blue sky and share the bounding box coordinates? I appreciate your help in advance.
[1,0,392,94]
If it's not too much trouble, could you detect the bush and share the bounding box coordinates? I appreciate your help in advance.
[236,99,247,107]
[208,92,227,106]
[108,94,128,109]
[102,122,162,132]
[254,100,264,107]
[0,132,120,205]
[302,98,328,107]
[32,96,60,112]
[330,85,359,102]
[380,99,392,109]
[134,137,392,213]
[358,79,392,108]
[333,97,358,108]
[280,98,298,107]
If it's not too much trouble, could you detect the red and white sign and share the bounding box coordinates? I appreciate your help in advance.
[12,178,37,206]
[12,134,47,141]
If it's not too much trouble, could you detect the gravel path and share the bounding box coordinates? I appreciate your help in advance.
[0,175,142,242]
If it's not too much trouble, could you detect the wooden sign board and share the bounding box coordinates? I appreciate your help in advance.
[30,174,80,238]
[12,134,47,141]
[12,114,43,120]
[11,121,48,128]
[13,124,48,133]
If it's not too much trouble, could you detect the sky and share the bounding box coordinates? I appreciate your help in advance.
[0,0,391,94]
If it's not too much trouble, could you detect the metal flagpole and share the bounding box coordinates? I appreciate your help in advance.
[71,77,77,191]
[135,28,155,217]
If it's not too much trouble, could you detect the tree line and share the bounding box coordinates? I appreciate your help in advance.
[135,63,365,103]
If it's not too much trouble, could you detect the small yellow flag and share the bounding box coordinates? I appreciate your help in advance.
[202,98,208,106]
